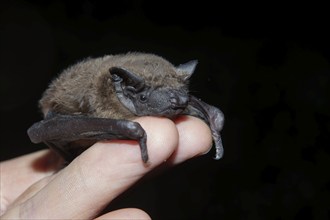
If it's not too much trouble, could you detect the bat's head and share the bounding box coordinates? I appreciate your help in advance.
[109,54,197,118]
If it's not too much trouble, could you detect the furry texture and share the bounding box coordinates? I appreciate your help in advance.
[40,53,189,119]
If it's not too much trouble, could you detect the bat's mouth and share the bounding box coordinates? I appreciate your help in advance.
[157,106,186,117]
[171,103,187,110]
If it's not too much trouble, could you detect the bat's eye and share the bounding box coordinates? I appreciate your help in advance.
[139,94,148,102]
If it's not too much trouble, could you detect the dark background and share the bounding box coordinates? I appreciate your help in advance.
[1,1,329,219]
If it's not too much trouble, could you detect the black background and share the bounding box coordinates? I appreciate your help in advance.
[1,1,329,219]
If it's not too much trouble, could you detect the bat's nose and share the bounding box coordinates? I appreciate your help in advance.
[170,93,189,109]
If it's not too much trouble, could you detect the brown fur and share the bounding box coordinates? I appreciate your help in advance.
[39,52,189,120]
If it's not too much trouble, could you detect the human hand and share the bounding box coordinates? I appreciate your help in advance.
[1,116,212,219]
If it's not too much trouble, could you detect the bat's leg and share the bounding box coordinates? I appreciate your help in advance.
[27,114,148,162]
[183,95,224,159]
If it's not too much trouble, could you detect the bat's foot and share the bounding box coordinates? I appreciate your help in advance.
[209,107,224,160]
[185,95,225,160]
[213,134,224,160]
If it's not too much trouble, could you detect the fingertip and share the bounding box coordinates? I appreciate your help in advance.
[95,208,151,220]
[134,117,179,163]
[171,116,213,164]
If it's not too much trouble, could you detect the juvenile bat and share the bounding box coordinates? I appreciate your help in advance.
[27,52,224,163]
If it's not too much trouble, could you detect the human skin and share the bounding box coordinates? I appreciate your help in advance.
[0,116,212,219]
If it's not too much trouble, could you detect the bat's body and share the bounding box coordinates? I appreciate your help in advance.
[28,52,224,163]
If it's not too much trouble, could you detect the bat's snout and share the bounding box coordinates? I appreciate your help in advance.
[170,93,189,110]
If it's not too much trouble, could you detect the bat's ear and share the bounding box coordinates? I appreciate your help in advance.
[109,67,145,91]
[176,60,198,81]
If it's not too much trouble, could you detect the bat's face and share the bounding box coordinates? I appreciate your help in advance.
[126,86,189,117]
[109,59,197,118]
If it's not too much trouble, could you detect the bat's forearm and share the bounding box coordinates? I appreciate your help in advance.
[27,114,148,162]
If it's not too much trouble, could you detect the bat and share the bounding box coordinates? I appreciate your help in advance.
[27,52,224,163]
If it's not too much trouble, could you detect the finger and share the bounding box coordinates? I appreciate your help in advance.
[0,150,61,215]
[169,116,213,164]
[3,117,178,219]
[94,208,151,220]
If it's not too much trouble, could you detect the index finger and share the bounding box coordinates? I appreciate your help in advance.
[2,117,179,219]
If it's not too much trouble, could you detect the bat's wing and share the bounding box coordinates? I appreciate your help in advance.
[183,95,224,159]
[27,113,148,162]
